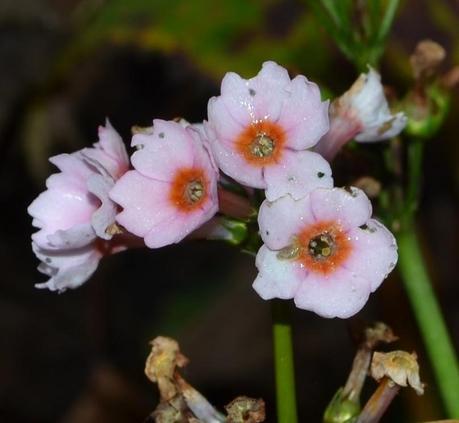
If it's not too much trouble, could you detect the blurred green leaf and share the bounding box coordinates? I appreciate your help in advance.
[307,0,401,71]
[50,0,337,84]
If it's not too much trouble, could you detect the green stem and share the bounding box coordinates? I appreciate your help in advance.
[396,136,459,417]
[272,300,298,423]
[397,227,459,418]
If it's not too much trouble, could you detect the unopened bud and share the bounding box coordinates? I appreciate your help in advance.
[410,40,446,81]
[353,177,382,199]
[323,388,360,423]
[404,84,450,139]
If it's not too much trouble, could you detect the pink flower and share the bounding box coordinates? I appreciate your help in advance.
[109,119,219,248]
[253,187,398,318]
[28,121,130,292]
[315,68,407,161]
[206,61,333,201]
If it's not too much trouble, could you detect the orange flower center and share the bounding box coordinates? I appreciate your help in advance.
[298,221,351,275]
[277,221,352,275]
[235,120,286,166]
[169,167,208,212]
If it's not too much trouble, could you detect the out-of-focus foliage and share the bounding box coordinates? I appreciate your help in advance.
[306,0,400,70]
[57,0,333,80]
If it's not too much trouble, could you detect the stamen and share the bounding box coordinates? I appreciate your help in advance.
[296,221,351,275]
[169,168,208,212]
[235,121,285,166]
[250,134,275,158]
[186,180,204,203]
[308,233,335,261]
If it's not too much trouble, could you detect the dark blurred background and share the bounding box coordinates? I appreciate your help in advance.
[0,0,458,421]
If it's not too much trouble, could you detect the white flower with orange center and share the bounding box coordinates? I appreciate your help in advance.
[109,119,218,248]
[206,61,333,201]
[254,187,398,318]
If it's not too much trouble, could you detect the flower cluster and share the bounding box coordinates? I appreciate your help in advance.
[28,121,130,291]
[29,61,404,318]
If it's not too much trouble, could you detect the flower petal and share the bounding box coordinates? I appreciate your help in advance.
[97,119,129,171]
[253,245,304,300]
[220,61,291,125]
[341,68,407,143]
[131,119,194,182]
[87,174,117,240]
[345,219,398,291]
[309,187,372,230]
[46,153,93,193]
[279,76,330,150]
[355,112,408,142]
[109,170,174,238]
[144,201,217,248]
[33,242,101,292]
[210,136,265,188]
[29,188,97,246]
[294,267,371,318]
[264,150,333,201]
[258,195,315,250]
[146,215,196,247]
[46,223,96,249]
[207,97,245,145]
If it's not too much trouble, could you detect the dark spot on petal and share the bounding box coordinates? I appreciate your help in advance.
[266,230,270,235]
[159,132,165,138]
[344,186,358,197]
[360,224,377,233]
[45,258,51,263]
[317,172,325,178]
[249,88,256,96]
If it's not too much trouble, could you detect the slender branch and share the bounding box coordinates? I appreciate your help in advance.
[376,0,399,45]
[272,300,298,423]
[356,378,400,423]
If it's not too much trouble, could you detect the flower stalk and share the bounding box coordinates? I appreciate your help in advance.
[356,377,400,423]
[397,134,459,417]
[272,300,298,423]
[397,227,459,418]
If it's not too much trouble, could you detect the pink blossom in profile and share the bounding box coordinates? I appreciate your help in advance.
[28,120,131,292]
[109,119,219,249]
[206,61,333,201]
[253,187,398,318]
[315,68,407,161]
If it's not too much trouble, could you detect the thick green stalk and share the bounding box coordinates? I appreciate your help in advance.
[397,227,459,417]
[272,300,298,423]
[397,137,459,417]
